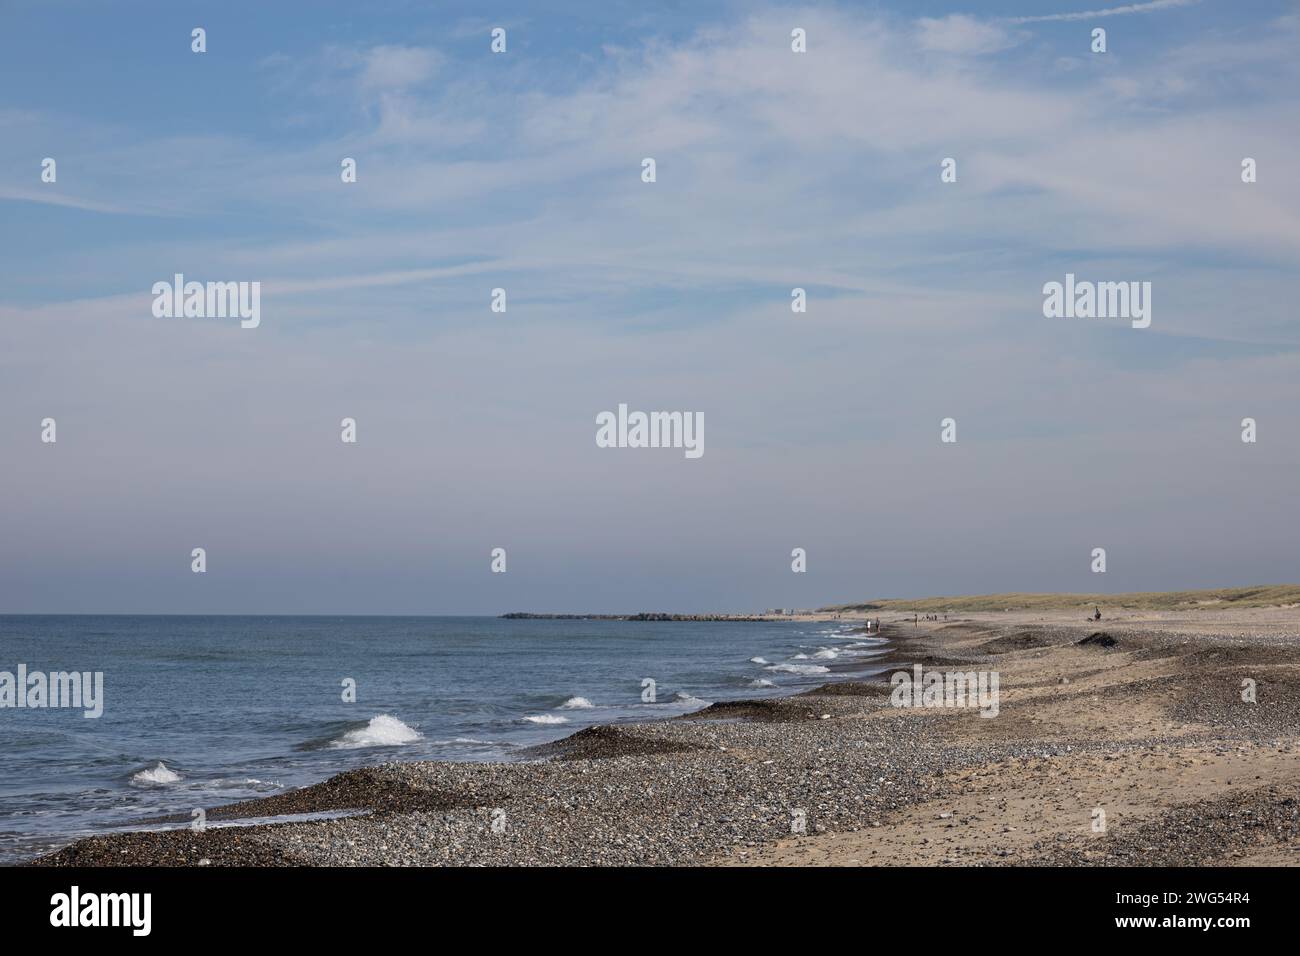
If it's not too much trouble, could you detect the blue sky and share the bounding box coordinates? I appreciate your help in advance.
[2,0,1299,613]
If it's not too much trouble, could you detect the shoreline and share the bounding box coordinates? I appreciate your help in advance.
[500,613,796,622]
[23,617,891,866]
[27,608,1300,866]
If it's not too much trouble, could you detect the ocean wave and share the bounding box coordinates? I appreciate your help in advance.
[673,691,709,705]
[329,714,421,749]
[765,663,830,675]
[812,648,839,659]
[523,714,569,725]
[130,762,181,786]
[558,696,594,710]
[839,646,886,657]
[748,678,776,688]
[748,657,769,665]
[208,776,281,791]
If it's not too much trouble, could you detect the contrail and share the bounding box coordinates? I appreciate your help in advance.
[1006,0,1200,24]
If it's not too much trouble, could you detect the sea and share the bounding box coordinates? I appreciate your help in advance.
[0,615,889,864]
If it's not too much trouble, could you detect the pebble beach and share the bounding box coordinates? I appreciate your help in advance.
[32,608,1300,867]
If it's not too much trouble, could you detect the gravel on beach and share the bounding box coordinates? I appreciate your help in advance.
[31,611,1300,867]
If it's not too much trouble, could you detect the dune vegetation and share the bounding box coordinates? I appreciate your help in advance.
[824,585,1300,614]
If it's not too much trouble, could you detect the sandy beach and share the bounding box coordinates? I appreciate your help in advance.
[31,606,1300,867]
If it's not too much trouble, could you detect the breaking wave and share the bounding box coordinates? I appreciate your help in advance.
[329,714,421,749]
[130,762,181,786]
[766,663,830,675]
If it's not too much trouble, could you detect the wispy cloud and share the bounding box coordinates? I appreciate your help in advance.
[356,44,441,91]
[916,15,1022,54]
[0,187,143,216]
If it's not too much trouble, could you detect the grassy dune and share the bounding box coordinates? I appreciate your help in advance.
[824,585,1300,613]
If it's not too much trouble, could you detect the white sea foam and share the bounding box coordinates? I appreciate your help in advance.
[749,657,769,665]
[749,678,776,688]
[791,653,809,660]
[559,696,595,710]
[131,762,181,786]
[766,663,830,675]
[812,648,839,659]
[330,714,421,749]
[209,776,280,790]
[523,714,569,725]
[674,691,709,704]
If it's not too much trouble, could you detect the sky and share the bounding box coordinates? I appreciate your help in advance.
[2,0,1299,614]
